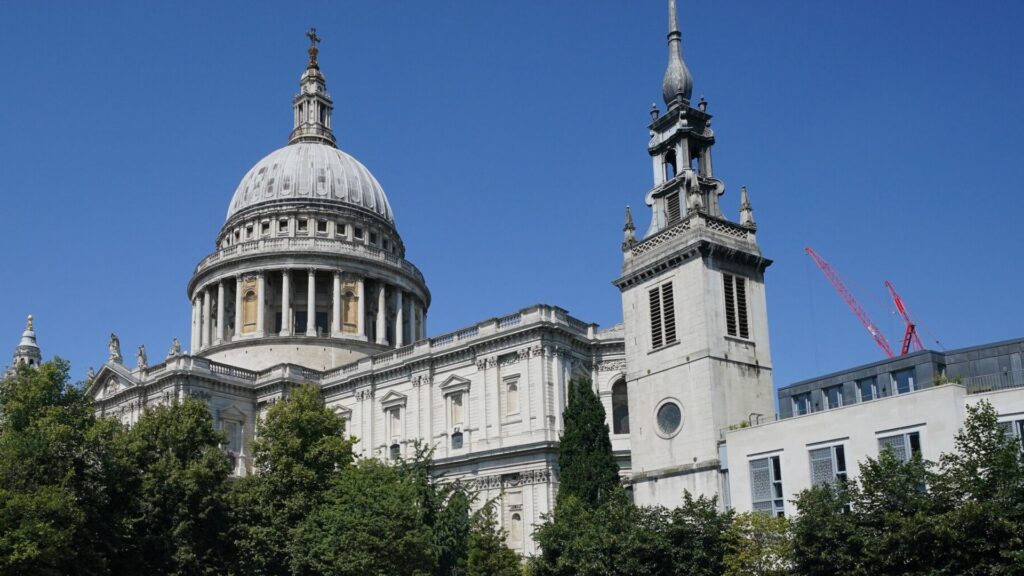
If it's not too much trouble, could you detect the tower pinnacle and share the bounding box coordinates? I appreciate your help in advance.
[661,0,693,108]
[289,28,337,147]
[10,314,42,371]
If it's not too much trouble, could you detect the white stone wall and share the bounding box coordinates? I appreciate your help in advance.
[725,384,975,515]
[620,247,774,509]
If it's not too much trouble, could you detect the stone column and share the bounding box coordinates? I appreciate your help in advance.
[376,283,388,345]
[201,288,212,349]
[409,300,418,343]
[280,269,291,336]
[216,281,225,344]
[191,297,200,353]
[256,272,266,337]
[306,269,317,336]
[357,277,366,339]
[233,276,242,340]
[332,271,342,335]
[395,290,404,347]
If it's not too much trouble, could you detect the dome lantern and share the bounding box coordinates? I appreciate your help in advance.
[289,28,337,147]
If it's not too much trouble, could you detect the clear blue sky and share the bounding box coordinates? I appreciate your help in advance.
[2,1,1022,395]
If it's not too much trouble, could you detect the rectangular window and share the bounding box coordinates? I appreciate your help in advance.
[792,392,812,416]
[878,431,922,462]
[278,219,289,233]
[723,273,750,339]
[648,282,677,349]
[809,445,847,486]
[857,376,878,402]
[354,227,364,240]
[370,231,378,246]
[999,419,1024,453]
[823,385,843,409]
[261,221,270,236]
[336,222,347,237]
[666,192,681,224]
[317,220,328,234]
[245,225,254,239]
[750,455,785,517]
[449,392,464,429]
[892,368,916,394]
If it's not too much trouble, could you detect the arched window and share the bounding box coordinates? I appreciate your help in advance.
[509,513,523,545]
[506,382,519,415]
[342,289,359,333]
[664,150,677,180]
[390,443,401,461]
[242,290,258,334]
[612,380,630,434]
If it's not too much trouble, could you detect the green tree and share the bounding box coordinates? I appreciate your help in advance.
[852,449,940,575]
[664,493,733,576]
[118,398,234,576]
[791,482,860,576]
[530,494,668,576]
[931,400,1024,575]
[290,458,437,576]
[0,359,127,576]
[722,512,793,576]
[464,502,521,576]
[230,384,354,575]
[557,377,621,508]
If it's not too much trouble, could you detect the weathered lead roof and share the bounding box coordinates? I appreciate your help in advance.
[225,142,394,223]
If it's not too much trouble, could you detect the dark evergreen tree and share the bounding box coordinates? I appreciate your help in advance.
[557,377,621,508]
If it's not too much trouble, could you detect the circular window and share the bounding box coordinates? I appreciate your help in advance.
[655,400,683,437]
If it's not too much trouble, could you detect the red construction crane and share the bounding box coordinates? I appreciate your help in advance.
[805,247,895,358]
[884,280,925,355]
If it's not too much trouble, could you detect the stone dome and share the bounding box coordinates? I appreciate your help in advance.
[226,142,394,223]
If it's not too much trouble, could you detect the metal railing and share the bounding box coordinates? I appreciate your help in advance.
[963,370,1024,394]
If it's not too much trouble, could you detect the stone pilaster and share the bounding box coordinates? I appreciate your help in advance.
[306,269,317,336]
[280,269,292,336]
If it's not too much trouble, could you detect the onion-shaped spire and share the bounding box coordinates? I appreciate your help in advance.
[661,0,693,108]
[10,314,42,370]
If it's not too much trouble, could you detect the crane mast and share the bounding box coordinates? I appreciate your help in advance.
[885,280,925,355]
[805,247,895,358]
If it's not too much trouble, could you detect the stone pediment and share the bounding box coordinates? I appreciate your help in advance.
[87,363,138,400]
[218,405,246,422]
[439,374,471,395]
[379,390,407,409]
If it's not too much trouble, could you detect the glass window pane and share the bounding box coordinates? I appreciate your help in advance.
[892,368,915,394]
[809,447,834,486]
[909,432,921,457]
[750,458,771,502]
[879,434,908,462]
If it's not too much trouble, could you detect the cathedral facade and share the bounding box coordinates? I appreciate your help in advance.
[72,2,773,555]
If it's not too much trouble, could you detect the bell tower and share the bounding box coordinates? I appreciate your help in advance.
[615,0,774,508]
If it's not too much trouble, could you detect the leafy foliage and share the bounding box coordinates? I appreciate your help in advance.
[229,384,355,574]
[0,359,126,576]
[465,503,522,576]
[290,458,438,575]
[118,399,234,575]
[557,378,622,508]
[723,512,793,576]
[792,399,1024,576]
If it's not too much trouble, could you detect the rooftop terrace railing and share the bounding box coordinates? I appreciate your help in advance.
[963,370,1024,394]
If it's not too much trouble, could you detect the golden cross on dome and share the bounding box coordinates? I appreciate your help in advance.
[306,27,321,68]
